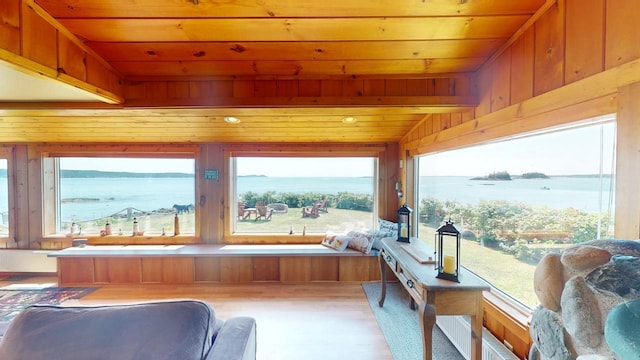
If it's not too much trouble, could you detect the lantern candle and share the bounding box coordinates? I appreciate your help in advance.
[443,255,456,274]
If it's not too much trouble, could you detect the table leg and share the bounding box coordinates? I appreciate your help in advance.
[470,294,484,360]
[378,252,387,307]
[419,301,436,360]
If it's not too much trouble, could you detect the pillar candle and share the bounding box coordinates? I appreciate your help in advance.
[443,255,456,274]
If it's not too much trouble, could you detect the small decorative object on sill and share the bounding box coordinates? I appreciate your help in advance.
[105,220,112,235]
[132,217,139,236]
[397,203,412,243]
[118,228,123,236]
[70,222,78,235]
[289,224,294,235]
[434,219,461,282]
[162,227,165,236]
[302,226,306,236]
[174,214,180,236]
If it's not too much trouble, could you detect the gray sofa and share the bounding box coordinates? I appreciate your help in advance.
[0,300,256,360]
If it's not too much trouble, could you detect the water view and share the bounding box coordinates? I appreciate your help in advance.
[50,174,614,222]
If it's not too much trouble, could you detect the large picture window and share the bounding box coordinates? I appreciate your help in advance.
[416,117,616,308]
[230,156,376,235]
[51,157,195,236]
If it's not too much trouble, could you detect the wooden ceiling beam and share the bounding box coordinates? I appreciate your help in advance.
[35,0,546,18]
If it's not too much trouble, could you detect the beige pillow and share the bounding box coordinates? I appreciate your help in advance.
[321,232,350,251]
[346,230,375,254]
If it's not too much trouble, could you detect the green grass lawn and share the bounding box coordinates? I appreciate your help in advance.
[236,207,376,235]
[418,223,538,308]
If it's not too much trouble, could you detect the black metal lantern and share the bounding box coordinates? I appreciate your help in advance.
[397,203,412,243]
[434,219,460,282]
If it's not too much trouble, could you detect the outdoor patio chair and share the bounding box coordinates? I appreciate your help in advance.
[301,203,320,218]
[255,203,273,221]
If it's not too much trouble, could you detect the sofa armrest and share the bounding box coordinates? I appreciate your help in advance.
[206,317,257,360]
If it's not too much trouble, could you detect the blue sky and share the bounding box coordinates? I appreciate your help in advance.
[419,118,616,176]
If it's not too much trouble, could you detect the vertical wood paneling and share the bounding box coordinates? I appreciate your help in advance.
[220,257,252,283]
[199,143,223,242]
[339,257,370,281]
[510,27,535,104]
[167,81,189,98]
[211,80,233,97]
[194,257,221,282]
[321,80,342,96]
[434,79,450,95]
[490,49,511,112]
[533,1,565,96]
[385,80,406,96]
[564,0,604,84]
[298,80,320,96]
[310,256,339,281]
[276,80,299,97]
[141,257,162,283]
[189,81,212,98]
[232,80,253,97]
[342,79,363,96]
[0,0,20,54]
[58,35,86,81]
[94,257,141,283]
[13,145,29,248]
[145,82,168,98]
[604,0,640,69]
[381,143,399,221]
[59,258,95,284]
[280,256,311,282]
[254,81,277,97]
[406,79,427,96]
[253,256,280,281]
[475,66,492,117]
[614,81,640,238]
[161,257,194,283]
[21,2,57,69]
[363,79,385,96]
[124,82,146,99]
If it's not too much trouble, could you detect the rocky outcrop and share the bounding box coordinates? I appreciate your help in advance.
[530,239,640,360]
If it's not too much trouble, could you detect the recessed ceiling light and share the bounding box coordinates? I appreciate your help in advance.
[342,116,357,124]
[224,116,241,124]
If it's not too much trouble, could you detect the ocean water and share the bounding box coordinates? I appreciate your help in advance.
[1,175,614,222]
[420,176,615,214]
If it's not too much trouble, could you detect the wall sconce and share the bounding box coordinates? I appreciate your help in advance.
[395,181,403,198]
[434,219,460,282]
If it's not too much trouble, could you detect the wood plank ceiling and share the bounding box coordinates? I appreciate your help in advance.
[4,0,550,143]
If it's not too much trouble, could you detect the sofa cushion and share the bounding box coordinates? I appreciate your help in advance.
[0,300,217,360]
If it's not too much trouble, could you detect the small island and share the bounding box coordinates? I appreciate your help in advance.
[520,172,549,179]
[470,171,512,181]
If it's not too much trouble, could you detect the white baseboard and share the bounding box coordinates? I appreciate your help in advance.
[0,250,57,272]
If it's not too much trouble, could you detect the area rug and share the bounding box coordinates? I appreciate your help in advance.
[362,282,464,360]
[0,287,98,322]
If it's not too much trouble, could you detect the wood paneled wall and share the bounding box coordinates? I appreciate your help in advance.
[0,0,123,103]
[57,255,381,286]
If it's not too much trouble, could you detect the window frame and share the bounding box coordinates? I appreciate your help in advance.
[0,146,14,245]
[39,144,201,243]
[410,117,616,321]
[223,144,388,244]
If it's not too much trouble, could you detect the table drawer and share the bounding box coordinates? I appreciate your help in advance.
[397,264,423,303]
[380,248,397,272]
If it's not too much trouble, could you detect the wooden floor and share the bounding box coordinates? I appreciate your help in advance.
[1,275,393,360]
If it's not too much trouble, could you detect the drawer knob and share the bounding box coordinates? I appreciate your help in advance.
[406,279,414,288]
[386,255,392,262]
